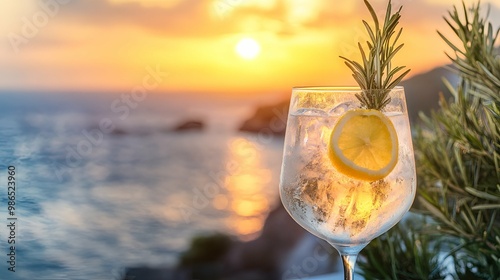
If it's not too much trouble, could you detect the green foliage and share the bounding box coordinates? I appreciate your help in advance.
[359,1,500,279]
[358,216,447,280]
[177,233,233,280]
[179,233,232,266]
[416,1,500,278]
[340,0,410,110]
[438,1,500,105]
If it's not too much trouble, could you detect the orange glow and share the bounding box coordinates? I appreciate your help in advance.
[108,0,183,8]
[1,1,498,95]
[227,217,264,237]
[224,137,272,238]
[235,38,261,60]
[232,197,269,217]
[213,194,229,210]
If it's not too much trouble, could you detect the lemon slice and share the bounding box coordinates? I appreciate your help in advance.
[328,109,398,181]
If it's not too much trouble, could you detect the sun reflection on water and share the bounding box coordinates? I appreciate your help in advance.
[224,137,273,240]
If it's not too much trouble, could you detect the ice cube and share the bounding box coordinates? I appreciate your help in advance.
[383,97,404,114]
[295,114,329,149]
[328,102,357,116]
[294,108,329,117]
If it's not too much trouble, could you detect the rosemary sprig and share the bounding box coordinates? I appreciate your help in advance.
[340,0,410,110]
[437,1,500,104]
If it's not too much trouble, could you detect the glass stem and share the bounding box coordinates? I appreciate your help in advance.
[341,254,358,280]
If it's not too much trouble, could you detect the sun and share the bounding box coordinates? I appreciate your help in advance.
[235,38,261,60]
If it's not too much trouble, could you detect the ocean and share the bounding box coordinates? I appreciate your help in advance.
[0,91,284,280]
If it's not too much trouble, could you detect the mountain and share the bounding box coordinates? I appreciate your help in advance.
[402,65,458,121]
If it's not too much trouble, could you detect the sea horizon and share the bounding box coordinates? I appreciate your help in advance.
[0,92,286,279]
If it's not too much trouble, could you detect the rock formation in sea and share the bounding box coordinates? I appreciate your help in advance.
[172,120,205,132]
[238,100,289,136]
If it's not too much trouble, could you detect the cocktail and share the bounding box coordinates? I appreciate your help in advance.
[279,1,415,279]
[280,86,416,279]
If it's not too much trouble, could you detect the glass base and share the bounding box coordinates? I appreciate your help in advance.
[328,242,368,280]
[328,242,368,256]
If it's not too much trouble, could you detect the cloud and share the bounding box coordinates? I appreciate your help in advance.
[63,0,205,33]
[1,0,499,94]
[53,0,357,38]
[6,0,499,41]
[49,0,500,40]
[57,0,243,37]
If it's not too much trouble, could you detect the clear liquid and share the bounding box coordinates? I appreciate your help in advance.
[280,111,416,246]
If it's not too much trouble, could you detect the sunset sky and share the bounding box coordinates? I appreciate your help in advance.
[1,0,499,97]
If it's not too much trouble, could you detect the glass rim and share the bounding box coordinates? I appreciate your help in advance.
[292,86,404,92]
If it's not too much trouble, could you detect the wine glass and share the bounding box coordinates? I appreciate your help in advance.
[279,86,416,279]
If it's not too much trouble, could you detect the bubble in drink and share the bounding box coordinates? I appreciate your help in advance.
[280,113,416,245]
